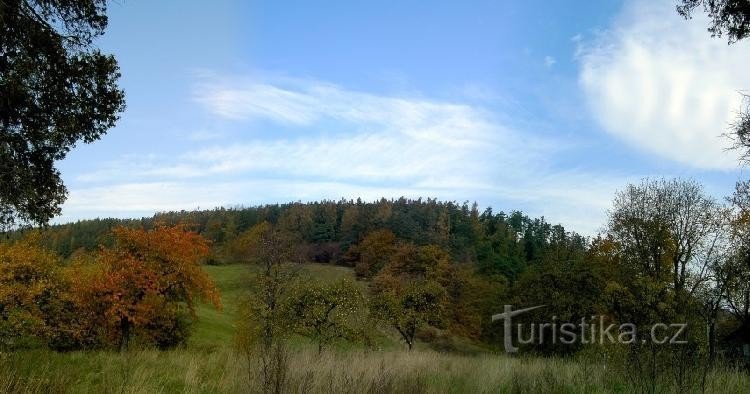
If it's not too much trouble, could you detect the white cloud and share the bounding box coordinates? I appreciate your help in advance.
[544,55,556,68]
[63,76,632,234]
[578,0,748,169]
[187,130,224,141]
[169,78,556,187]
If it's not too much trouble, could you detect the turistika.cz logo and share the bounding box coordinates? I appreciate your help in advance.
[491,305,688,353]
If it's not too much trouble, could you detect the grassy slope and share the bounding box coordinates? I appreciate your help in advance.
[190,263,359,349]
[190,264,248,350]
[2,263,750,393]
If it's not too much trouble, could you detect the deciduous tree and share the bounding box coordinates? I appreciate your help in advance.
[89,225,220,349]
[288,279,365,353]
[0,233,64,349]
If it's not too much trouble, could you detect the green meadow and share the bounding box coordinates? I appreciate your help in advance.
[2,263,749,393]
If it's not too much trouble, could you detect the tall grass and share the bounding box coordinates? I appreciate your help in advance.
[2,347,749,393]
[3,265,748,393]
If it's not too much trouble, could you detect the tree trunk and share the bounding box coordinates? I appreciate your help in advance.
[119,316,130,352]
[708,319,717,366]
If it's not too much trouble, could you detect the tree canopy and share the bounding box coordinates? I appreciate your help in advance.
[0,0,125,230]
[678,0,750,44]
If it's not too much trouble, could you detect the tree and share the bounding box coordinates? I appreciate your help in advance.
[607,178,722,301]
[678,0,750,44]
[727,94,750,165]
[346,229,398,278]
[370,280,446,351]
[288,279,364,353]
[236,222,301,393]
[606,178,727,388]
[370,243,450,350]
[0,232,65,349]
[1,0,125,230]
[88,225,220,350]
[510,235,609,354]
[725,181,750,327]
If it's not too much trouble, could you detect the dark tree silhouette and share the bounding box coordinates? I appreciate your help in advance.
[727,94,750,165]
[0,0,125,230]
[678,0,750,44]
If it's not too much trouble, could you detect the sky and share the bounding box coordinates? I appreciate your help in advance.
[56,0,750,235]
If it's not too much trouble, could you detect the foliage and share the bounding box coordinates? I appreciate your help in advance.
[346,229,398,278]
[607,178,722,302]
[371,280,446,351]
[725,181,750,325]
[0,0,125,229]
[678,0,750,44]
[38,225,223,350]
[31,199,574,271]
[235,222,302,393]
[510,236,610,354]
[92,225,221,349]
[0,233,65,349]
[369,243,455,350]
[288,279,365,353]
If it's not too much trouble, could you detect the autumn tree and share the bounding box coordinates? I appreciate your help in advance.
[346,229,398,278]
[0,0,125,230]
[87,225,220,350]
[277,203,314,241]
[371,280,446,351]
[0,233,66,349]
[433,262,502,347]
[370,243,450,350]
[288,279,365,353]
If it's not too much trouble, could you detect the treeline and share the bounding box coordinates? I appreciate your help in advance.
[36,198,576,279]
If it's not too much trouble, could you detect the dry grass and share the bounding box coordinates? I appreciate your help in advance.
[2,347,749,393]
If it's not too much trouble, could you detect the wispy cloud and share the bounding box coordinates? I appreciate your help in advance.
[187,130,225,141]
[578,0,748,169]
[63,75,630,234]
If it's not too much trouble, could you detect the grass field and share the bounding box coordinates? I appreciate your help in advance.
[2,263,750,393]
[190,263,361,350]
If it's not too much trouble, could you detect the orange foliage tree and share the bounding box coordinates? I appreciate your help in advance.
[77,225,221,349]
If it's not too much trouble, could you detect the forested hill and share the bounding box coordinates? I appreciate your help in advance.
[24,198,585,278]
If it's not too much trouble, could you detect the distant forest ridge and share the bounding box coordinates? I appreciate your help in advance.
[20,197,582,278]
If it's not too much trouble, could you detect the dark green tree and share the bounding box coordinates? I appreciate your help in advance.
[678,0,750,44]
[1,0,125,230]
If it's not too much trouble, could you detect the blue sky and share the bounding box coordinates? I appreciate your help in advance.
[57,0,749,234]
